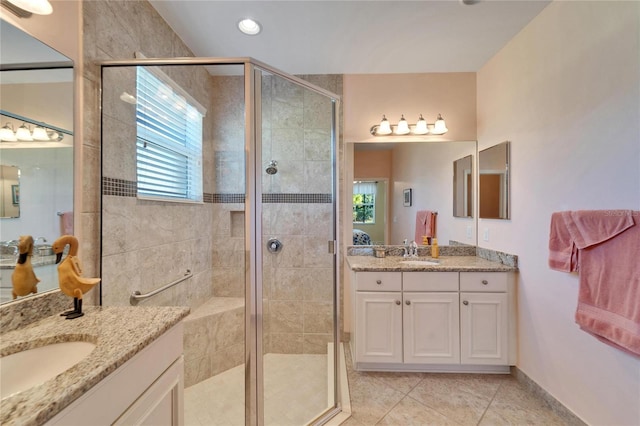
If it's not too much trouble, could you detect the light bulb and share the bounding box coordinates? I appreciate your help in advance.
[0,124,17,142]
[432,114,448,135]
[6,0,52,15]
[376,115,392,135]
[395,115,410,135]
[413,114,429,135]
[238,18,261,35]
[32,126,50,141]
[15,124,33,141]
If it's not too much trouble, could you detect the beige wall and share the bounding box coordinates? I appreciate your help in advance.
[343,73,476,143]
[354,149,392,177]
[477,1,640,425]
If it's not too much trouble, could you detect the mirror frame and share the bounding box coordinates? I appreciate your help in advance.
[479,141,510,220]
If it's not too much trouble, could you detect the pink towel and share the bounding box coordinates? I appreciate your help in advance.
[415,210,436,243]
[549,210,640,356]
[60,211,74,235]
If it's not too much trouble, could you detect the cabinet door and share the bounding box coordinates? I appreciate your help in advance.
[403,292,460,364]
[355,292,403,363]
[460,292,508,365]
[114,356,184,425]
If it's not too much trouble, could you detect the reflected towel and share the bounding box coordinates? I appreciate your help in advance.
[415,210,436,243]
[60,211,74,235]
[549,210,640,357]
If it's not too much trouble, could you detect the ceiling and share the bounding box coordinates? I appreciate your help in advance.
[149,0,550,75]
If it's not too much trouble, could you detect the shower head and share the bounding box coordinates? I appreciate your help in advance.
[266,160,278,175]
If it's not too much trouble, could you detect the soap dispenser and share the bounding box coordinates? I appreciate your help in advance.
[431,238,439,259]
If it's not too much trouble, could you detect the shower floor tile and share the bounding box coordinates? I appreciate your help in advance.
[185,353,329,426]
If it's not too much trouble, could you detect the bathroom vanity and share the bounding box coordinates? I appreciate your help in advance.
[347,254,517,373]
[0,304,189,425]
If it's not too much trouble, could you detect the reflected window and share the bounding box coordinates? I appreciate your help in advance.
[136,67,205,202]
[353,181,377,224]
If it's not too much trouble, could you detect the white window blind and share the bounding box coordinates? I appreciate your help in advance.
[136,67,204,202]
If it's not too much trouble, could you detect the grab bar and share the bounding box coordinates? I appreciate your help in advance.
[130,269,192,305]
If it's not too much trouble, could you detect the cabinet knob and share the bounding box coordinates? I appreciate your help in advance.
[395,300,401,305]
[463,300,469,305]
[482,280,488,285]
[405,300,411,305]
[376,280,382,285]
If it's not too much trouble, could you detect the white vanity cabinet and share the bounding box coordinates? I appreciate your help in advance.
[351,269,514,372]
[354,272,403,363]
[459,272,509,365]
[47,323,184,425]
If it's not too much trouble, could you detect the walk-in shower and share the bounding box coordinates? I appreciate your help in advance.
[99,58,341,425]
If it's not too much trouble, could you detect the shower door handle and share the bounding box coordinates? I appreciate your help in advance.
[328,240,336,255]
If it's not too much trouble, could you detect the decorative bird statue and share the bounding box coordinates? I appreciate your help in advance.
[52,235,101,319]
[11,235,40,299]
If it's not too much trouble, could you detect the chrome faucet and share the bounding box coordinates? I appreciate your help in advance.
[34,236,47,245]
[409,241,418,257]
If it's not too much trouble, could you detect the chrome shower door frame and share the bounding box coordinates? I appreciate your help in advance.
[99,57,341,426]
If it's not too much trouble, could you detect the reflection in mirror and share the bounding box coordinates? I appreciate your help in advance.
[453,155,473,218]
[479,141,510,219]
[352,140,477,246]
[0,165,20,218]
[0,21,74,304]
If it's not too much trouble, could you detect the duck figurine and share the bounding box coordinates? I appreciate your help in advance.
[52,235,101,319]
[11,235,40,299]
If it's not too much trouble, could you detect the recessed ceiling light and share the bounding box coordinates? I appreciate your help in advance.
[238,18,261,36]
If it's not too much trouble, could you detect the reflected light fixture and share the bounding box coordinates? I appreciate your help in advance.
[4,0,53,15]
[0,123,18,141]
[32,125,49,141]
[15,123,33,141]
[238,18,261,35]
[370,114,448,136]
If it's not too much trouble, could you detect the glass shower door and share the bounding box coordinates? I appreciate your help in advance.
[258,69,338,425]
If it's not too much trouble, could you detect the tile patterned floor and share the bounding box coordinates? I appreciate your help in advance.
[184,353,329,426]
[343,345,581,426]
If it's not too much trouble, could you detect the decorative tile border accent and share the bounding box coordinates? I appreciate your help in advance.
[102,177,136,197]
[263,193,332,204]
[511,367,587,426]
[101,179,332,205]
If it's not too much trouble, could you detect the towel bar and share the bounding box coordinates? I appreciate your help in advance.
[130,269,192,305]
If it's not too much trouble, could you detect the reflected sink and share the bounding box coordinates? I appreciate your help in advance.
[0,341,96,399]
[0,258,16,267]
[400,259,440,266]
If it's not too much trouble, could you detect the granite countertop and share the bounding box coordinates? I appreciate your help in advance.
[346,255,518,272]
[0,305,190,425]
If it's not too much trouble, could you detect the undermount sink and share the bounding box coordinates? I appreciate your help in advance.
[400,259,440,266]
[0,341,96,399]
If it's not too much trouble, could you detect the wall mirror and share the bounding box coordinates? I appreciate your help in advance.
[351,140,477,246]
[453,154,473,218]
[0,20,74,304]
[479,141,510,219]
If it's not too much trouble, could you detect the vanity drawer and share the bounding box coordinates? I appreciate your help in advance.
[403,272,459,292]
[460,272,508,292]
[355,272,402,291]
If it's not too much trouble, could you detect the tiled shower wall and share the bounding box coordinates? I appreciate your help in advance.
[83,1,344,354]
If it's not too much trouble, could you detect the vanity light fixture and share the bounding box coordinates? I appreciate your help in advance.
[370,113,449,136]
[238,18,261,35]
[15,123,33,141]
[3,0,52,15]
[0,123,18,141]
[32,125,49,141]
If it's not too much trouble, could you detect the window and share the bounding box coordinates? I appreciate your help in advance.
[353,181,377,224]
[136,67,205,202]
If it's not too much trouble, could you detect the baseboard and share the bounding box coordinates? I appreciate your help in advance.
[511,367,587,426]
